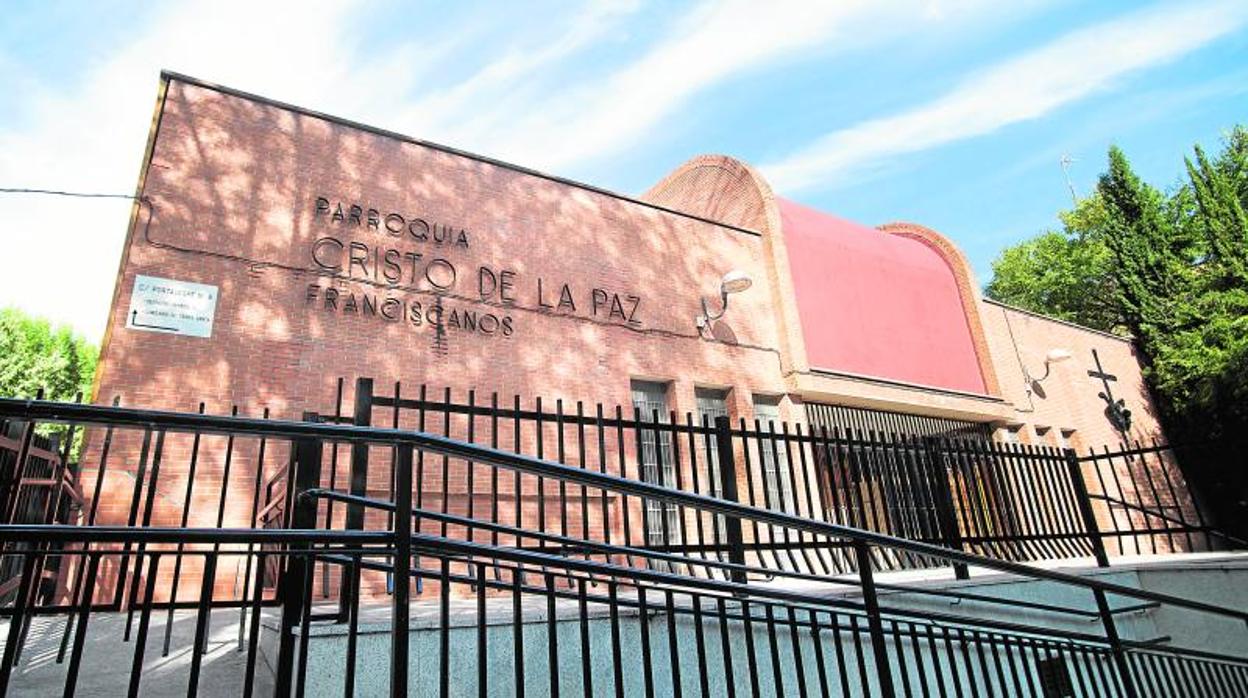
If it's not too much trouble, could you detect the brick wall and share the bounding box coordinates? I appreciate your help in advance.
[84,74,1176,603]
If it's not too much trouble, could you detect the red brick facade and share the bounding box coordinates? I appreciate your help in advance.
[84,73,1173,601]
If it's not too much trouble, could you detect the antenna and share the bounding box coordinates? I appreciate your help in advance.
[1059,154,1078,205]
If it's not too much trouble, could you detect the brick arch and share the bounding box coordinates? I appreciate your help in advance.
[643,154,780,234]
[877,221,1002,396]
[644,155,808,373]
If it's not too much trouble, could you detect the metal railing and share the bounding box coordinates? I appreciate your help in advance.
[0,396,1244,696]
[0,415,81,608]
[304,378,1225,584]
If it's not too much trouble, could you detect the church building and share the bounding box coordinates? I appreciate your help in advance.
[95,72,1159,451]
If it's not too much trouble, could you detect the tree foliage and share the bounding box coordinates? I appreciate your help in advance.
[0,307,97,403]
[986,127,1248,443]
[0,307,99,457]
[984,196,1124,333]
[987,128,1248,536]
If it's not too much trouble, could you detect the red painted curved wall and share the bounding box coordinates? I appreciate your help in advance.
[779,198,986,394]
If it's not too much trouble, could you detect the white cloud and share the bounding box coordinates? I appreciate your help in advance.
[761,0,1248,193]
[0,0,384,341]
[436,0,1008,170]
[0,0,1026,340]
[0,0,650,341]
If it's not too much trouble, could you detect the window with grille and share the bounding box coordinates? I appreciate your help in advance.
[695,388,729,498]
[630,381,680,550]
[754,395,794,513]
[696,388,730,551]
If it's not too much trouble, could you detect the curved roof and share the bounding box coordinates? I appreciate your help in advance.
[778,198,987,394]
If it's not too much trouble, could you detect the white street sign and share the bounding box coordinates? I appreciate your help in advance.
[126,275,218,338]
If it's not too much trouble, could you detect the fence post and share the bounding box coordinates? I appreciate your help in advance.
[1065,448,1139,697]
[275,414,322,698]
[854,540,896,698]
[1065,449,1109,569]
[714,416,747,584]
[339,378,372,621]
[924,438,969,580]
[392,443,413,697]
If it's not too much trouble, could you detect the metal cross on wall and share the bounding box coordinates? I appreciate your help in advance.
[1089,349,1132,443]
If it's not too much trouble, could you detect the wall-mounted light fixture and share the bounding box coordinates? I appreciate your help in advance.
[1024,348,1072,391]
[696,270,752,329]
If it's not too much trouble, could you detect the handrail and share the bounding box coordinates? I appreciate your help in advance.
[398,530,1248,666]
[1089,493,1247,546]
[2,397,1246,625]
[0,524,390,546]
[305,487,1107,619]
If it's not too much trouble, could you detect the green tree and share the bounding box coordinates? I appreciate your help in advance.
[985,130,1248,440]
[0,307,97,402]
[1097,146,1201,358]
[1174,128,1248,438]
[984,195,1124,333]
[987,130,1248,534]
[0,308,99,456]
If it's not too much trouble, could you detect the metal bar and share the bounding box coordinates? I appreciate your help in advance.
[556,401,568,540]
[186,552,217,697]
[2,398,1244,624]
[666,589,684,698]
[341,553,361,698]
[687,592,707,696]
[764,602,786,698]
[164,404,205,656]
[789,605,811,698]
[341,379,372,623]
[925,439,968,579]
[125,429,166,640]
[0,419,36,522]
[638,586,655,698]
[392,442,413,697]
[294,539,315,698]
[718,597,738,698]
[545,572,560,698]
[810,610,831,698]
[238,407,270,649]
[113,428,151,610]
[322,379,344,597]
[440,559,450,698]
[714,416,747,584]
[889,620,912,698]
[125,552,161,698]
[741,599,762,698]
[831,613,853,698]
[0,525,387,545]
[855,541,896,697]
[439,388,451,540]
[738,417,775,570]
[578,576,593,697]
[512,567,526,698]
[0,554,36,694]
[62,552,99,698]
[274,430,323,698]
[242,552,268,698]
[1066,449,1110,569]
[602,580,622,698]
[478,562,489,698]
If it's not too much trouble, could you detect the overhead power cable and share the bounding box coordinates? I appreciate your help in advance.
[0,187,137,200]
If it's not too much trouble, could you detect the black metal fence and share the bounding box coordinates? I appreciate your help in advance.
[283,378,1225,593]
[0,416,81,608]
[0,397,1245,696]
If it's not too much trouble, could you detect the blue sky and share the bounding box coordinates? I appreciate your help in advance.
[2,0,1246,340]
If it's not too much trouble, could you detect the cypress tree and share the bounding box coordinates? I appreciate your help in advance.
[1096,147,1196,364]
